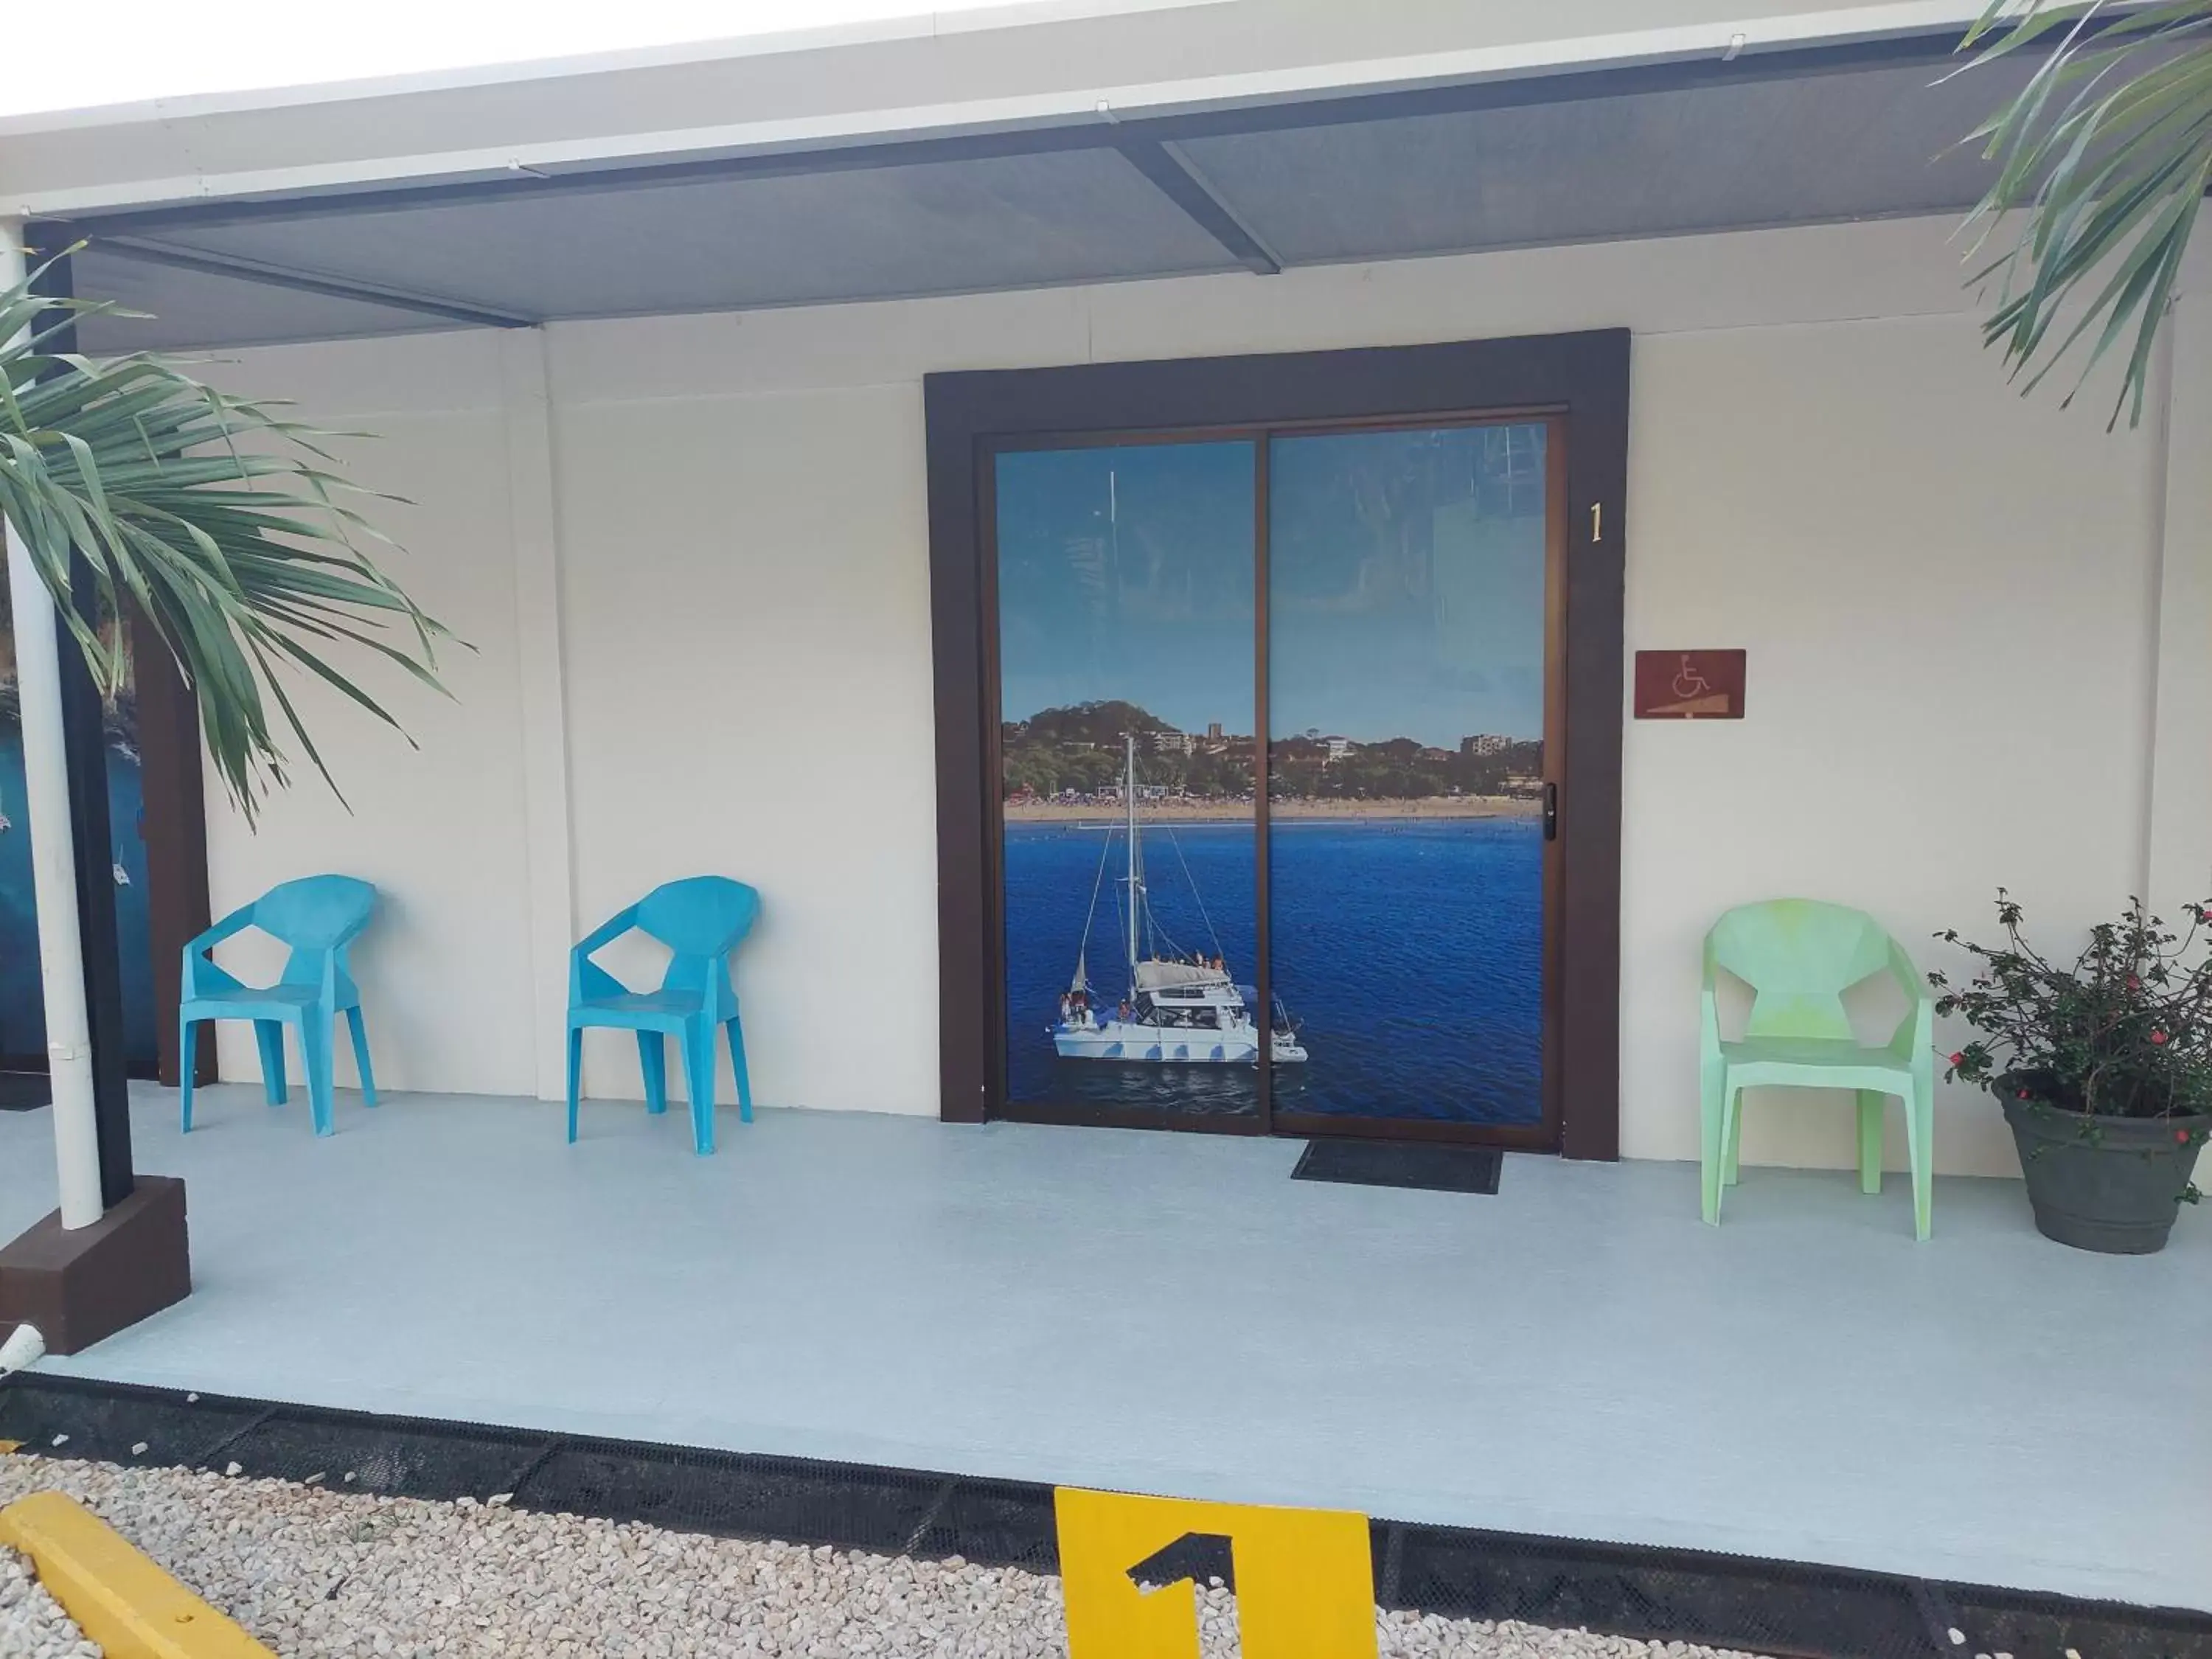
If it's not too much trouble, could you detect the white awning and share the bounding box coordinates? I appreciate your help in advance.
[0,0,2028,353]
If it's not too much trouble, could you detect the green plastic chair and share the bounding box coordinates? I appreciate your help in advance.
[1700,900,1934,1239]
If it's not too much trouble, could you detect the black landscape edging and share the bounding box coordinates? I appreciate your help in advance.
[4,1372,2205,1659]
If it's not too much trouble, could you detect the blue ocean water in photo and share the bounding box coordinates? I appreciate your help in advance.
[1002,815,1542,1124]
[0,733,158,1071]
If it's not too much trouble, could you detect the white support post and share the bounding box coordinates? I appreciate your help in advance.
[2145,273,2212,918]
[0,219,101,1230]
[500,328,578,1102]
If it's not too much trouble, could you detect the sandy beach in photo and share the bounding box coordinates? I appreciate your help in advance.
[1004,794,1540,823]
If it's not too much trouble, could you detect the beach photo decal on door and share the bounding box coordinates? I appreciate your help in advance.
[995,440,1277,1119]
[0,613,157,1073]
[1266,423,1549,1124]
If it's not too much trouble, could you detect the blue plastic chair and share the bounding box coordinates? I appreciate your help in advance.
[566,877,759,1154]
[179,874,380,1138]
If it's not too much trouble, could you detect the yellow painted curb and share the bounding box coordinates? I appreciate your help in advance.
[0,1490,272,1658]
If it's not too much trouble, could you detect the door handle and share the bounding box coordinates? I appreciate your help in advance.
[1543,782,1559,841]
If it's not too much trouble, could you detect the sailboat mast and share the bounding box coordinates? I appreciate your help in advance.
[1124,730,1140,983]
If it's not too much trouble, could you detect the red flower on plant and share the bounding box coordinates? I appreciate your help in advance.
[2017,1088,2031,1099]
[2151,1029,2169,1046]
[2178,1129,2193,1144]
[2126,974,2142,991]
[1950,1051,1966,1067]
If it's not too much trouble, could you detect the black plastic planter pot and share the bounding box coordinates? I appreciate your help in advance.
[2000,1097,2207,1253]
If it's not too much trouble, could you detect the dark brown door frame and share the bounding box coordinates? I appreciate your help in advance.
[925,329,1628,1160]
[133,610,215,1090]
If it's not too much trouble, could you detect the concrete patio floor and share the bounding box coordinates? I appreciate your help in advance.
[1,1084,2205,1614]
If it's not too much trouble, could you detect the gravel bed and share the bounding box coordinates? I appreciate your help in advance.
[2,1542,100,1658]
[0,1455,1770,1659]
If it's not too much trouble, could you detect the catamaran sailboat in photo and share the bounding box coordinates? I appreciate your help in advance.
[1051,734,1306,1067]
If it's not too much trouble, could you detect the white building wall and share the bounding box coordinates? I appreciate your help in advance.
[551,384,940,1113]
[1624,316,2160,1175]
[198,330,540,1099]
[197,213,2192,1175]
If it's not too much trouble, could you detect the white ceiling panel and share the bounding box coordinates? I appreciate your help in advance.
[69,246,460,352]
[52,50,2039,351]
[1173,58,2020,262]
[114,147,1242,329]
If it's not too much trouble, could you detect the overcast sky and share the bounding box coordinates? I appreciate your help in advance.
[996,431,1547,750]
[0,0,1023,118]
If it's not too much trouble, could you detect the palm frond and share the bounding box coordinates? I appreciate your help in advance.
[0,253,458,823]
[1955,0,2212,427]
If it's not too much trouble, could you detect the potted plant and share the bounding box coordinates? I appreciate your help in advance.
[1931,891,2208,1253]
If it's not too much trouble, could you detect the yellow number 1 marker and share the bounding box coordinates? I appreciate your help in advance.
[1055,1487,1377,1659]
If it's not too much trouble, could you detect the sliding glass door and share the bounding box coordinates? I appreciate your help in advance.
[989,415,1562,1144]
[1265,422,1557,1134]
[995,439,1265,1124]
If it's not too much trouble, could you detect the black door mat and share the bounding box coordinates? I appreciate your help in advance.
[1292,1138,1501,1194]
[0,1071,51,1111]
[7,1371,2211,1659]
